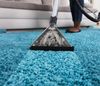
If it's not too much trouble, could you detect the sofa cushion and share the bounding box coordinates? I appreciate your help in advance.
[21,0,42,4]
[42,0,92,8]
[0,0,42,4]
[0,1,70,12]
[42,0,69,7]
[0,0,95,12]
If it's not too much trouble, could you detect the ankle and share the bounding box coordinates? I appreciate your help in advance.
[74,22,81,29]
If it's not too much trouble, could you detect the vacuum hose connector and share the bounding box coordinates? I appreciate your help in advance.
[50,16,57,27]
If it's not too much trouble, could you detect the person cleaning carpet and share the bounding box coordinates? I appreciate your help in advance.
[68,0,84,33]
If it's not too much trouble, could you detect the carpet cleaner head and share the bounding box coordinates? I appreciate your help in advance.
[30,19,74,51]
[30,26,74,51]
[30,0,74,51]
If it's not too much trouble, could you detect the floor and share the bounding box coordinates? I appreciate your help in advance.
[0,27,100,86]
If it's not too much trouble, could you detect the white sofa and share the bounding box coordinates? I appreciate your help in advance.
[0,0,96,29]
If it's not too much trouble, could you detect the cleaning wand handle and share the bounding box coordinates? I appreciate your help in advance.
[50,0,60,26]
[52,0,59,17]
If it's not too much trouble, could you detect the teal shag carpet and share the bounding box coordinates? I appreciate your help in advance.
[0,27,100,86]
[0,29,6,33]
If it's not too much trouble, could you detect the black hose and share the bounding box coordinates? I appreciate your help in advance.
[75,0,100,22]
[98,12,100,20]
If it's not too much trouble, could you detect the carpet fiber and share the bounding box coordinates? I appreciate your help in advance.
[0,27,100,86]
